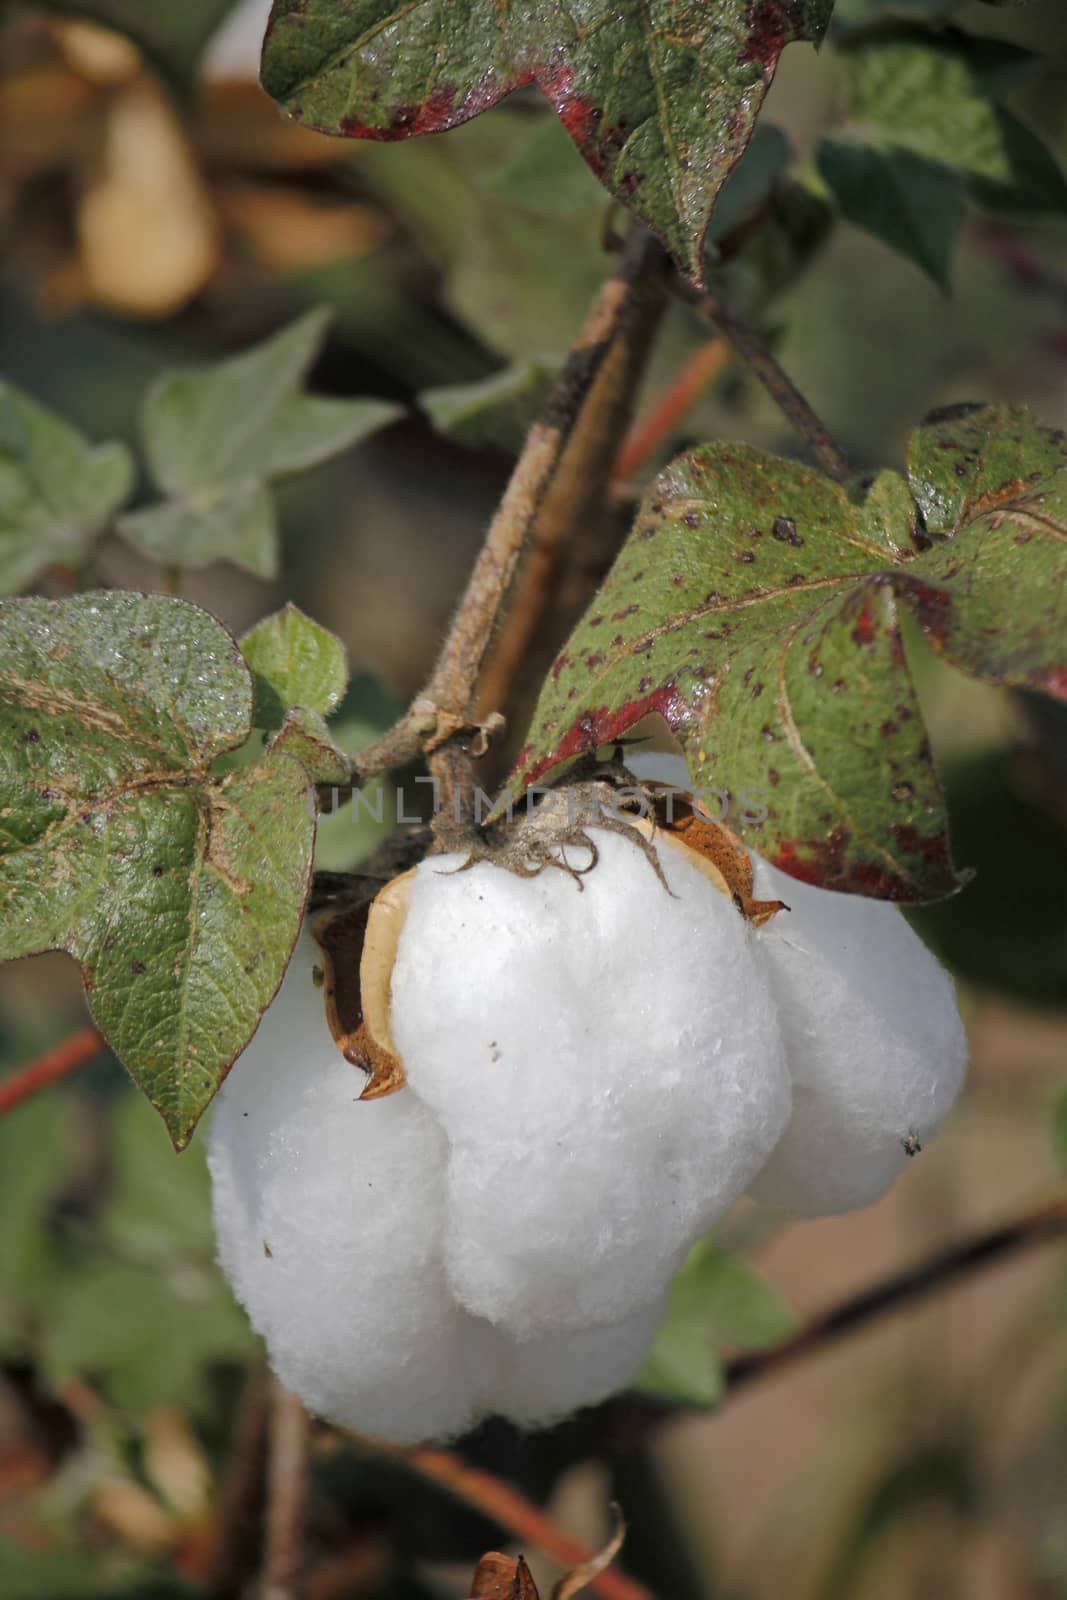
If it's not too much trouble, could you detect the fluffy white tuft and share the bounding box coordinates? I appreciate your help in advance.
[746,857,968,1216]
[209,764,968,1442]
[208,933,491,1444]
[485,1298,666,1427]
[209,930,669,1441]
[389,827,791,1335]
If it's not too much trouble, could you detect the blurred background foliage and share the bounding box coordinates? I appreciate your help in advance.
[1,0,1066,1595]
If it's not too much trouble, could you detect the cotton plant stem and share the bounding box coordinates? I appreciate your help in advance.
[207,1359,271,1600]
[354,225,668,787]
[674,276,851,483]
[722,1189,1067,1396]
[0,1025,105,1118]
[474,241,670,728]
[260,1383,311,1600]
[613,337,729,483]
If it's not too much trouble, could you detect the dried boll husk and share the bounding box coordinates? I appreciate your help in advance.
[312,871,413,1099]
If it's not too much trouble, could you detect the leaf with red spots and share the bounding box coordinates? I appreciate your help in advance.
[904,405,1067,701]
[260,0,835,287]
[0,593,316,1149]
[512,406,1067,901]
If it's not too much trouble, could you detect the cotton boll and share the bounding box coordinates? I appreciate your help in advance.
[487,1299,665,1428]
[389,828,790,1336]
[747,858,967,1217]
[209,932,494,1444]
[200,0,273,82]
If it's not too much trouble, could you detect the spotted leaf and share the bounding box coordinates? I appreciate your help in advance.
[0,593,315,1147]
[261,0,836,287]
[512,406,1067,900]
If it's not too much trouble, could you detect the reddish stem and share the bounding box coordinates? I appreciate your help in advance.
[614,338,729,482]
[404,1448,652,1600]
[0,1025,105,1118]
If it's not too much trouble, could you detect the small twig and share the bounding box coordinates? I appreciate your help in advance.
[348,1438,652,1600]
[206,1358,271,1599]
[675,276,851,482]
[723,1189,1067,1395]
[260,1383,311,1600]
[552,1504,627,1600]
[354,226,669,792]
[0,1025,105,1119]
[614,338,729,483]
[476,241,669,729]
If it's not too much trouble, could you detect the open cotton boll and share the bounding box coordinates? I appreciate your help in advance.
[488,1298,666,1428]
[209,933,492,1444]
[747,858,968,1217]
[389,827,790,1336]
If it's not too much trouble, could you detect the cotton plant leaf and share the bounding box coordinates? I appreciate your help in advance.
[268,707,353,786]
[421,360,561,455]
[511,405,1066,901]
[36,1087,255,1412]
[0,592,316,1148]
[116,480,278,579]
[904,405,1067,698]
[835,32,1067,209]
[240,605,354,784]
[241,602,349,731]
[816,140,962,290]
[260,0,837,287]
[0,379,134,595]
[637,1239,793,1408]
[117,310,401,577]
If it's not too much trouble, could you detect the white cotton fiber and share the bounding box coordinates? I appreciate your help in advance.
[389,827,791,1336]
[208,933,491,1444]
[200,0,273,81]
[487,1298,666,1428]
[747,858,968,1217]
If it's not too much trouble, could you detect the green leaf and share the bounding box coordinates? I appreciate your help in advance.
[33,1088,255,1412]
[241,603,349,731]
[512,407,1067,899]
[27,0,236,87]
[117,311,400,576]
[478,117,607,216]
[0,1093,67,1352]
[0,379,134,595]
[269,707,352,785]
[638,1239,793,1408]
[116,481,277,579]
[837,33,1067,211]
[904,405,1067,696]
[817,139,962,290]
[40,1256,253,1413]
[512,449,953,899]
[261,0,835,287]
[909,746,1067,1010]
[707,123,793,245]
[966,110,1067,215]
[422,359,561,455]
[0,593,315,1147]
[313,673,403,872]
